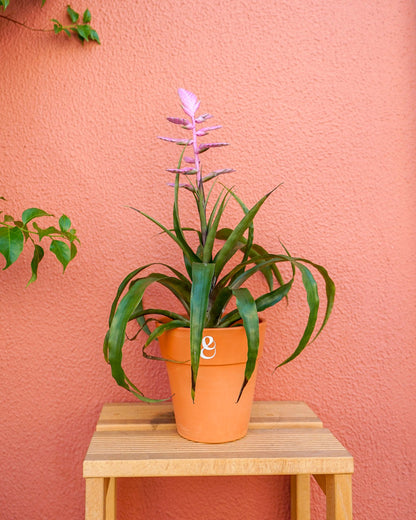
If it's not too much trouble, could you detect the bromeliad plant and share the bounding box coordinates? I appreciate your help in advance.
[104,89,335,402]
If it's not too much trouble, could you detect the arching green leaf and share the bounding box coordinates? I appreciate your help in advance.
[128,206,200,265]
[107,274,166,392]
[27,244,44,286]
[0,226,24,268]
[59,214,71,232]
[67,5,79,23]
[22,208,52,226]
[278,263,319,367]
[213,187,277,278]
[50,240,71,272]
[232,287,259,401]
[190,262,215,400]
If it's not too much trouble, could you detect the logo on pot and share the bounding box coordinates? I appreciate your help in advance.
[200,335,217,359]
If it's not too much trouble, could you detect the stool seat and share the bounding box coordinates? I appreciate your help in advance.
[83,401,353,519]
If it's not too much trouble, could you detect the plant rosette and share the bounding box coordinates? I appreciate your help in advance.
[104,89,335,442]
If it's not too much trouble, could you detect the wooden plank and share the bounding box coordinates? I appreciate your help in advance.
[326,474,353,520]
[83,427,353,478]
[96,401,323,432]
[105,477,116,520]
[291,474,311,520]
[314,474,327,494]
[85,478,105,520]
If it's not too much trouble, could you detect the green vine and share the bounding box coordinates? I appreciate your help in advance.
[0,198,80,285]
[0,2,100,43]
[0,3,99,283]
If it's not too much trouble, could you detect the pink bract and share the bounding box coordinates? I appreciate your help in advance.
[178,88,200,118]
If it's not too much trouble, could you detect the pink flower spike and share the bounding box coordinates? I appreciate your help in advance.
[167,117,190,126]
[183,156,195,164]
[158,136,193,146]
[195,113,213,123]
[178,88,200,118]
[202,169,235,182]
[197,142,229,154]
[210,168,235,175]
[167,182,195,192]
[166,168,198,175]
[196,125,222,137]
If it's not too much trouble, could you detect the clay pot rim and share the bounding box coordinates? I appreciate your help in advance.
[158,317,266,333]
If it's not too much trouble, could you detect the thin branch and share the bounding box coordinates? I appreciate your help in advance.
[0,14,53,32]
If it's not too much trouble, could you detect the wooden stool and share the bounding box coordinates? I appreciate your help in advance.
[83,401,353,519]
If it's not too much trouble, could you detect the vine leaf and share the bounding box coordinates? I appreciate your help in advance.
[66,5,79,23]
[0,226,24,268]
[27,244,45,285]
[50,239,71,272]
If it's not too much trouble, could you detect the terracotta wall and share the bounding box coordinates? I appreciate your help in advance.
[1,1,415,518]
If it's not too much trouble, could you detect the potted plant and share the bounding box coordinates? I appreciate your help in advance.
[104,89,335,443]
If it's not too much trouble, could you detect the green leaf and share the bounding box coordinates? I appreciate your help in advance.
[27,245,45,286]
[142,319,189,361]
[53,23,62,34]
[228,189,254,265]
[67,5,79,23]
[70,241,77,260]
[128,206,200,265]
[220,279,294,328]
[59,214,71,232]
[108,263,190,326]
[0,226,24,268]
[278,263,319,367]
[248,242,285,288]
[50,240,71,272]
[32,223,60,240]
[129,272,191,316]
[202,190,229,263]
[232,287,259,401]
[254,279,294,312]
[106,274,166,398]
[22,208,52,226]
[83,8,91,23]
[189,262,215,400]
[41,0,47,6]
[132,308,188,326]
[156,276,191,314]
[206,286,232,326]
[292,258,335,341]
[172,173,200,268]
[109,265,155,326]
[75,24,91,41]
[228,254,288,289]
[216,228,284,291]
[89,29,100,43]
[133,300,152,336]
[68,227,78,241]
[213,187,277,278]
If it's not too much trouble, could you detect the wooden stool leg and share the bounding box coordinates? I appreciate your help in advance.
[325,474,352,520]
[85,478,106,520]
[105,477,117,520]
[290,474,311,520]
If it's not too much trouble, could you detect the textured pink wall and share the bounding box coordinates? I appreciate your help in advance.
[1,1,415,518]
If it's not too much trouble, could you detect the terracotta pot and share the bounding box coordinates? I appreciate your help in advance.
[158,320,266,443]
